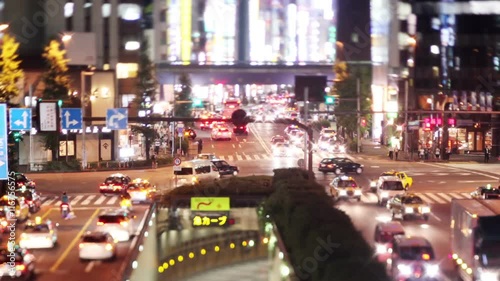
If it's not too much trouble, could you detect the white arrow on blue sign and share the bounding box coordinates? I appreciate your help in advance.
[106,108,128,130]
[9,108,32,131]
[61,108,83,130]
[0,104,9,180]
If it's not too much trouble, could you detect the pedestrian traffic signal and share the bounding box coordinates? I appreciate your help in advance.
[13,132,21,142]
[57,100,63,107]
[325,96,335,105]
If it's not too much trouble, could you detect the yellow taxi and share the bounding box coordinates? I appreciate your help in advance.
[127,178,156,203]
[371,170,413,191]
[329,176,363,201]
[0,195,30,222]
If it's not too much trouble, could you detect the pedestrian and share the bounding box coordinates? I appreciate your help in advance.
[197,139,203,154]
[395,148,399,161]
[388,147,394,160]
[151,154,157,169]
[484,146,491,163]
[435,147,440,159]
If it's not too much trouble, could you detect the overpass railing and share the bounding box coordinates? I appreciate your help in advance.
[267,222,299,281]
[118,202,158,281]
[157,230,267,280]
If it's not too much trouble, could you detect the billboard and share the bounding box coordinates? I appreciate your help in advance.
[64,32,97,66]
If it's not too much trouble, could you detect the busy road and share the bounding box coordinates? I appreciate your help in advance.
[22,119,499,281]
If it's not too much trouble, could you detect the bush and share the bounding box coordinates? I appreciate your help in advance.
[44,159,81,171]
[262,168,390,281]
[311,120,331,131]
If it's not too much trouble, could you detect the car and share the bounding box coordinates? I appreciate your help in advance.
[288,129,304,144]
[375,176,406,206]
[387,194,431,221]
[320,128,336,138]
[79,231,117,261]
[127,179,156,203]
[99,173,131,195]
[374,221,405,261]
[273,143,293,157]
[0,245,35,280]
[284,125,299,135]
[327,139,347,154]
[200,120,211,130]
[195,153,218,160]
[271,135,287,145]
[95,209,136,242]
[318,157,364,175]
[19,217,58,249]
[388,236,440,281]
[211,160,239,176]
[0,196,30,222]
[317,135,332,151]
[470,184,500,199]
[15,190,42,213]
[12,173,37,190]
[211,127,232,140]
[379,170,413,189]
[233,125,248,135]
[328,176,362,201]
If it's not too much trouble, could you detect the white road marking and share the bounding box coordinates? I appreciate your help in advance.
[245,154,253,160]
[228,155,234,161]
[219,156,225,160]
[449,193,466,199]
[424,193,447,204]
[420,162,500,180]
[94,196,106,205]
[71,195,84,204]
[107,196,118,205]
[211,145,214,148]
[84,261,94,272]
[458,180,493,183]
[238,144,242,148]
[437,193,453,202]
[370,166,380,168]
[232,144,235,148]
[236,154,243,161]
[253,154,261,160]
[261,154,269,159]
[53,200,61,206]
[81,195,96,205]
[42,198,56,206]
[431,213,442,222]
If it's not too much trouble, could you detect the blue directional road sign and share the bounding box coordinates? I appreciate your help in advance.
[61,108,83,130]
[9,108,32,131]
[106,108,128,130]
[0,104,9,179]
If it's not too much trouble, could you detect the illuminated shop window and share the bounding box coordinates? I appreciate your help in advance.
[116,63,138,79]
[119,4,141,21]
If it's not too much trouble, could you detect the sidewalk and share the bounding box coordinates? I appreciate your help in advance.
[359,139,499,164]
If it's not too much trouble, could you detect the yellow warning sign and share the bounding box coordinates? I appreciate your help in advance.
[190,197,230,211]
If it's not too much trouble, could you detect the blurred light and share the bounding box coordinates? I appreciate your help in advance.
[242,241,247,247]
[177,255,183,262]
[119,4,141,21]
[200,249,206,255]
[430,45,439,55]
[280,264,290,277]
[169,259,175,266]
[248,240,255,247]
[230,243,235,249]
[262,237,269,244]
[279,252,284,259]
[420,224,430,229]
[188,252,194,258]
[125,41,140,51]
[214,246,220,252]
[158,266,164,273]
[376,216,392,223]
[132,261,138,269]
[62,34,72,42]
[64,3,74,18]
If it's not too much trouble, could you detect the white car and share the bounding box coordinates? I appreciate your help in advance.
[288,130,304,144]
[273,143,292,157]
[95,210,135,242]
[79,232,117,261]
[211,127,232,140]
[19,217,58,249]
[375,176,406,206]
[320,128,336,138]
[317,135,332,151]
[195,153,218,160]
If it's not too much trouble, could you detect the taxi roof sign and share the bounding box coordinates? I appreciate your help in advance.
[191,197,230,211]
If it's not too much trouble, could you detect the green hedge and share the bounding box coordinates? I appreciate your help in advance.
[261,168,389,281]
[41,156,174,171]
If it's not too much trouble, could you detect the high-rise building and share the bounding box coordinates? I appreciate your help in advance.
[336,0,371,61]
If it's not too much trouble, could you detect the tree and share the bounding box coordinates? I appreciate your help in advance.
[174,73,193,117]
[130,122,159,161]
[335,63,372,140]
[134,38,158,110]
[333,61,349,82]
[0,34,24,103]
[40,40,72,161]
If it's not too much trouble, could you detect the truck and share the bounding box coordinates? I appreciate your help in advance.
[451,199,500,281]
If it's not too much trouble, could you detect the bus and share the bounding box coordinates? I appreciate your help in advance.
[222,98,241,118]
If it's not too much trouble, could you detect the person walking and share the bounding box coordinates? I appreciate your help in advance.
[197,139,203,154]
[484,146,491,163]
[151,154,158,169]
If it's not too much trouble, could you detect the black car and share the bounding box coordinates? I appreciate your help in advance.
[211,160,239,176]
[99,173,132,195]
[318,157,364,175]
[471,185,500,199]
[10,173,36,190]
[233,125,248,135]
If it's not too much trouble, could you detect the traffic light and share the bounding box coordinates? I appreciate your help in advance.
[192,98,203,107]
[325,96,335,105]
[57,100,63,107]
[13,132,21,142]
[360,118,367,127]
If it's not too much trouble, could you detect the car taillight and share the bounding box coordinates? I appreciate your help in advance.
[16,265,25,271]
[328,164,334,168]
[99,184,106,189]
[114,185,122,189]
[105,243,113,251]
[120,221,128,227]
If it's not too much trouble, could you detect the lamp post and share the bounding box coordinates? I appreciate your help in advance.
[81,70,94,169]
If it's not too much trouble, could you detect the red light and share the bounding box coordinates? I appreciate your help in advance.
[228,218,235,225]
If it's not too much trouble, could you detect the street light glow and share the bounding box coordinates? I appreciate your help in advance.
[62,34,72,42]
[0,24,8,32]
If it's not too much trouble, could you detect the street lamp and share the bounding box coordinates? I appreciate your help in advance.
[0,24,9,32]
[81,70,95,169]
[61,33,72,43]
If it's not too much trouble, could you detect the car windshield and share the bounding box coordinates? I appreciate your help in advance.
[174,167,193,175]
[0,249,22,263]
[105,177,123,184]
[403,197,424,204]
[321,159,334,164]
[82,235,107,243]
[322,130,335,134]
[24,224,50,233]
[381,181,404,191]
[399,246,435,260]
[338,180,358,188]
[98,215,126,224]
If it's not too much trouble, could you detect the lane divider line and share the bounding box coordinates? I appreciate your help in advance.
[84,261,95,273]
[49,208,100,272]
[419,162,499,180]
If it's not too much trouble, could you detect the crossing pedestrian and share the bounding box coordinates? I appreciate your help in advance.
[197,139,203,154]
[484,146,491,163]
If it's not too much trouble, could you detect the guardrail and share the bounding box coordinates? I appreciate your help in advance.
[267,222,298,281]
[119,202,157,281]
[157,230,267,280]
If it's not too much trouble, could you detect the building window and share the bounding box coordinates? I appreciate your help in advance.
[121,94,135,107]
[160,9,166,22]
[116,63,138,79]
[124,41,140,51]
[118,4,141,21]
[160,31,166,45]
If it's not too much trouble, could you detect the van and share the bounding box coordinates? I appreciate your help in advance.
[388,236,440,280]
[174,160,220,187]
[376,176,406,206]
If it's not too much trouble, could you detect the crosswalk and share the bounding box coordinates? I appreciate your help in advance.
[39,194,146,207]
[213,153,370,162]
[352,192,472,205]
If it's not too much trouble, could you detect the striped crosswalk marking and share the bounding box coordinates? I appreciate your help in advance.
[253,154,261,160]
[42,198,56,206]
[94,196,106,205]
[107,196,118,205]
[228,155,234,161]
[53,200,61,206]
[420,193,447,204]
[71,195,84,204]
[81,195,95,205]
[449,193,466,199]
[236,154,243,161]
[437,193,453,202]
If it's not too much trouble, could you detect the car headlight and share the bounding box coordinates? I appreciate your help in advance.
[404,207,414,213]
[479,271,497,281]
[339,190,347,196]
[425,264,439,277]
[376,244,387,254]
[421,206,431,213]
[370,181,377,188]
[354,190,362,195]
[381,192,389,198]
[397,264,412,275]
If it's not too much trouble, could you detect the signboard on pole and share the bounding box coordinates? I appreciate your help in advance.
[0,104,8,179]
[173,157,182,171]
[190,197,230,211]
[37,101,59,132]
[408,120,420,130]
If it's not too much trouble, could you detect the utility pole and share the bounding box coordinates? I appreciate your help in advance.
[404,79,409,154]
[29,84,34,171]
[303,88,309,170]
[356,77,361,153]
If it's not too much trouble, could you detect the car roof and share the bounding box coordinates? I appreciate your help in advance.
[377,222,405,233]
[82,231,110,239]
[100,209,130,216]
[393,235,431,247]
[109,173,128,177]
[379,176,402,181]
